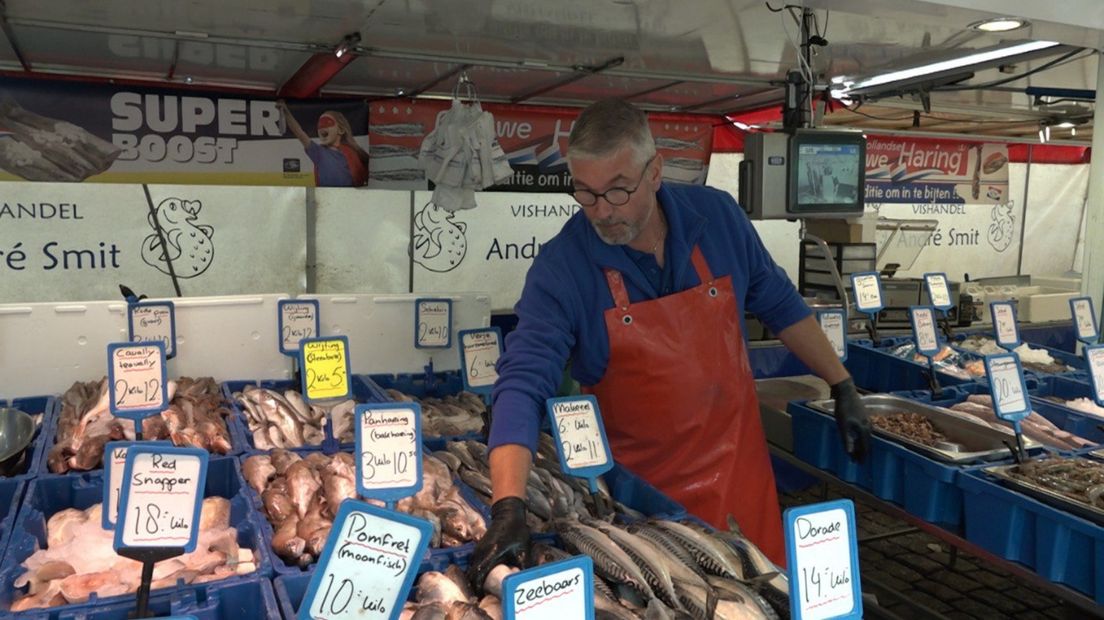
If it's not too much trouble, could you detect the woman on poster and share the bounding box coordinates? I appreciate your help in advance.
[277,100,369,187]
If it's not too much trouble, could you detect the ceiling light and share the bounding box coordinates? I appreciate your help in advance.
[732,121,751,131]
[1071,127,1077,137]
[970,17,1028,32]
[1057,121,1076,128]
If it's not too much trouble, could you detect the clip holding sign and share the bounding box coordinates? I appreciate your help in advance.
[458,327,503,396]
[503,555,595,619]
[354,402,424,507]
[299,336,352,403]
[102,440,172,530]
[1083,344,1104,408]
[279,299,321,355]
[989,301,1021,351]
[1069,296,1099,345]
[415,298,453,349]
[127,301,176,359]
[299,500,432,620]
[817,309,848,362]
[784,499,863,620]
[107,342,169,422]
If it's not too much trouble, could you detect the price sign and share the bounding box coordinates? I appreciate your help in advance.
[1084,345,1104,407]
[299,500,432,620]
[279,299,320,354]
[102,440,172,529]
[909,306,941,357]
[547,395,613,481]
[502,556,595,620]
[458,327,503,395]
[299,336,352,402]
[415,298,452,348]
[817,310,847,362]
[984,353,1030,422]
[114,445,208,553]
[990,302,1020,350]
[850,272,884,314]
[354,403,423,502]
[128,301,176,359]
[784,499,863,620]
[1070,297,1099,344]
[107,342,169,420]
[923,273,954,311]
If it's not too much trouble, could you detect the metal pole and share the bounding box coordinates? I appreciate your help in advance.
[1016,145,1033,276]
[1080,51,1104,318]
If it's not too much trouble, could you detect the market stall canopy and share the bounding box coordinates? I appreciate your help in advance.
[0,0,1098,140]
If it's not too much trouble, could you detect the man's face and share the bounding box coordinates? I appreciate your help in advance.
[568,146,661,246]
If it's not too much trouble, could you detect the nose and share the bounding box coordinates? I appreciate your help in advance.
[589,198,614,220]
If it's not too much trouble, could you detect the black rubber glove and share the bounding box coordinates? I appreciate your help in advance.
[831,377,871,462]
[468,496,531,591]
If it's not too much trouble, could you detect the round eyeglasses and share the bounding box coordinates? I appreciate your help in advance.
[570,155,656,207]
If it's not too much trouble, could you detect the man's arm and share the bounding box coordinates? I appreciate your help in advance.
[489,444,532,502]
[776,314,850,385]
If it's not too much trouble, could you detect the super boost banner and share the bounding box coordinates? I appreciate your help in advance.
[865,136,1009,205]
[0,77,367,187]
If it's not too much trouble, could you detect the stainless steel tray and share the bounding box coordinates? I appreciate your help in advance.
[756,376,830,452]
[807,394,1033,464]
[983,461,1104,526]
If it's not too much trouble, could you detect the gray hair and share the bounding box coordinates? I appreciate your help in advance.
[567,99,656,165]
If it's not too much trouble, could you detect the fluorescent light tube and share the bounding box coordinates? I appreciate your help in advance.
[844,40,1060,92]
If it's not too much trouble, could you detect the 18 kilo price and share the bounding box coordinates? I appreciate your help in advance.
[131,503,189,536]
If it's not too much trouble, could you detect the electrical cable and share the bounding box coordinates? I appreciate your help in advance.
[933,48,1090,92]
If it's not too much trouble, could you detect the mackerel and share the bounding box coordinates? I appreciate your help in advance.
[705,576,780,620]
[589,520,686,612]
[627,523,709,581]
[556,520,654,603]
[651,520,744,580]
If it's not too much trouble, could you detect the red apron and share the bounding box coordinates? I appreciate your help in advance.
[585,245,785,565]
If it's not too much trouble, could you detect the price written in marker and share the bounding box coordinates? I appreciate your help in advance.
[910,306,941,357]
[114,446,208,553]
[850,273,883,313]
[279,300,320,354]
[128,302,176,358]
[990,302,1020,349]
[299,336,352,402]
[503,556,595,620]
[817,310,847,361]
[1084,345,1104,407]
[299,500,432,620]
[985,354,1030,422]
[102,440,172,529]
[354,403,424,501]
[459,328,503,394]
[107,342,168,420]
[923,273,953,311]
[415,298,452,348]
[1070,297,1099,343]
[547,395,613,480]
[784,500,863,620]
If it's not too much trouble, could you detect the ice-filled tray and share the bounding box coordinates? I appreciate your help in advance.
[982,458,1104,526]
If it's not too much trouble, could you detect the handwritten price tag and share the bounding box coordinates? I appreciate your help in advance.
[924,273,953,311]
[458,327,503,395]
[850,273,883,313]
[279,300,320,354]
[985,353,1030,422]
[415,298,452,348]
[784,499,863,620]
[1084,345,1104,407]
[990,302,1020,349]
[503,556,595,620]
[354,403,423,502]
[299,500,432,620]
[1070,297,1099,344]
[114,446,208,553]
[107,342,169,420]
[910,306,941,357]
[128,301,176,358]
[102,440,171,529]
[547,395,613,481]
[300,336,352,402]
[817,310,847,361]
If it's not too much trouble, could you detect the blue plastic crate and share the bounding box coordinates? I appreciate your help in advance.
[844,338,976,393]
[1019,323,1078,353]
[959,468,1104,604]
[0,455,273,615]
[358,372,486,452]
[788,400,873,488]
[222,379,387,453]
[4,396,55,481]
[0,479,25,569]
[9,577,280,620]
[866,434,966,531]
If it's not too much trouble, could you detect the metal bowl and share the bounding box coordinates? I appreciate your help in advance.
[0,408,36,476]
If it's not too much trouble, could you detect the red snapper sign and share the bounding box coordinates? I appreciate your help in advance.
[864,137,1009,205]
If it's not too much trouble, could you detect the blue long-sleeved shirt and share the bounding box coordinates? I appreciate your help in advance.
[489,182,811,453]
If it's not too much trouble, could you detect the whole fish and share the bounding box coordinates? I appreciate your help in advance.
[588,520,685,612]
[557,520,654,604]
[416,571,469,605]
[628,523,709,582]
[651,520,744,580]
[705,576,781,620]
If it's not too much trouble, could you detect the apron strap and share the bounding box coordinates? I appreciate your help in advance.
[603,268,631,310]
[690,246,715,285]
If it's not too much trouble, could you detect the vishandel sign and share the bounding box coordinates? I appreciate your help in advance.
[864,136,1009,205]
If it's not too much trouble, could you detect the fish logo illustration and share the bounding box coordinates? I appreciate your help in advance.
[987,202,1015,253]
[141,197,215,278]
[413,202,467,273]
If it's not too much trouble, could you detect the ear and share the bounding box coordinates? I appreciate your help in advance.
[649,153,665,188]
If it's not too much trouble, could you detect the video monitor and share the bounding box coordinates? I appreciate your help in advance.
[789,130,866,215]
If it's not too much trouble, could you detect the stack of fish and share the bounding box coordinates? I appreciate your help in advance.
[435,437,646,531]
[242,449,486,567]
[888,343,982,380]
[957,336,1074,375]
[399,565,504,619]
[1058,397,1104,421]
[48,377,233,473]
[384,388,486,437]
[947,394,1096,450]
[8,498,255,611]
[234,385,356,448]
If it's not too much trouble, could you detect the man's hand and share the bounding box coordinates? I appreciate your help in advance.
[831,378,871,462]
[467,497,531,591]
